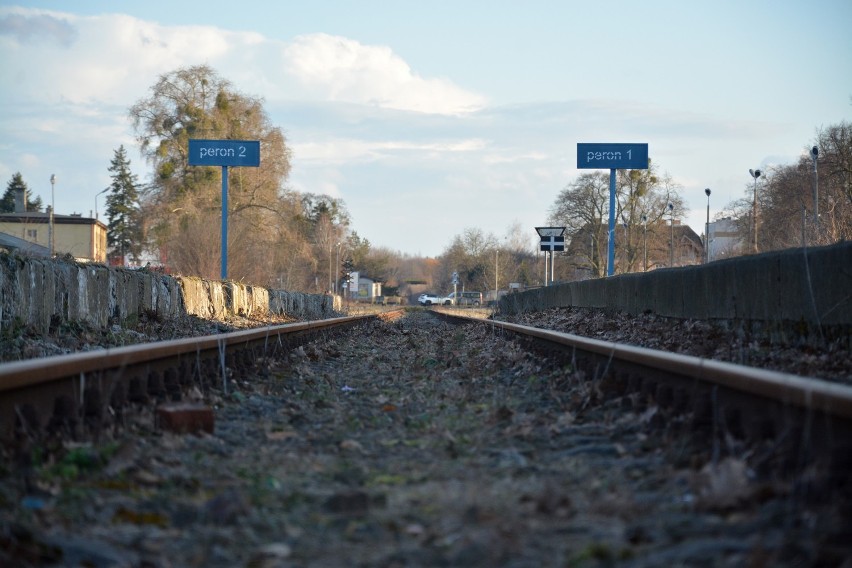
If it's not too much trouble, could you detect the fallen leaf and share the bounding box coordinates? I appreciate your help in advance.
[266,430,299,441]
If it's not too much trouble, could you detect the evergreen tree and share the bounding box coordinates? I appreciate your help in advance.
[1,172,43,213]
[105,146,143,263]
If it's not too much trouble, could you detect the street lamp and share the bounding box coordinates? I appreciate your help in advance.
[668,202,674,267]
[641,214,647,272]
[49,174,56,256]
[704,188,711,263]
[495,248,499,292]
[810,146,819,236]
[335,242,342,294]
[328,242,334,294]
[95,187,110,219]
[749,168,762,253]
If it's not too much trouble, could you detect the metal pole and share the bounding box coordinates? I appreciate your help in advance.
[49,174,56,256]
[705,188,711,263]
[221,166,228,280]
[607,168,616,276]
[642,215,647,272]
[335,244,340,294]
[749,169,761,254]
[591,234,595,276]
[668,203,674,267]
[812,146,819,234]
[495,249,498,292]
[543,250,548,286]
[753,176,758,253]
[550,250,555,284]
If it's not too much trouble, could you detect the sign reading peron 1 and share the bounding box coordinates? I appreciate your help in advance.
[577,143,648,170]
[188,139,260,167]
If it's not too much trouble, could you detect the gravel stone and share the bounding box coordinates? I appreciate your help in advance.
[2,308,850,566]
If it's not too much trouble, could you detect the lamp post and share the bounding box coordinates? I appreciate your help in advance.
[328,242,334,294]
[95,187,110,219]
[495,248,499,292]
[704,188,711,263]
[49,174,56,256]
[668,202,674,267]
[810,146,819,238]
[335,242,341,294]
[749,168,762,253]
[641,215,647,272]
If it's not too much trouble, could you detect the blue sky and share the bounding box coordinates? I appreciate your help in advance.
[1,1,850,257]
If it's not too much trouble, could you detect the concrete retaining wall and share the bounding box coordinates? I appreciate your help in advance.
[498,242,852,327]
[0,253,337,335]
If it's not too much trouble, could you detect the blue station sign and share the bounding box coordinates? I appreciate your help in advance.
[188,139,260,167]
[577,143,648,170]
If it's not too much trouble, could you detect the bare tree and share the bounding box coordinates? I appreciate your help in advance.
[616,163,685,272]
[129,65,293,282]
[439,228,495,292]
[549,172,609,277]
[551,162,684,277]
[727,121,852,253]
[815,122,852,243]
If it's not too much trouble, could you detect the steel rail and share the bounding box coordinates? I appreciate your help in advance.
[0,310,406,441]
[0,314,380,393]
[461,315,852,421]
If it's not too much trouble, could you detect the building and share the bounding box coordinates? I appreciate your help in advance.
[669,221,705,266]
[348,271,383,301]
[707,217,742,260]
[564,220,705,279]
[0,188,107,262]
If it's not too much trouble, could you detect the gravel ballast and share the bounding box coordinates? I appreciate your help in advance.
[2,309,850,567]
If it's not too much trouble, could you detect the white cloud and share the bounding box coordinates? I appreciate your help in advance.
[1,9,486,117]
[292,137,489,164]
[1,9,232,106]
[282,33,486,115]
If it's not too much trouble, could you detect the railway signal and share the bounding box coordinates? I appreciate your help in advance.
[535,226,565,286]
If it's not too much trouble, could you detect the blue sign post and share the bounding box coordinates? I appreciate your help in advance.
[188,140,261,280]
[577,143,648,277]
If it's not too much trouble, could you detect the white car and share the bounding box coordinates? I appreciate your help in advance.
[418,293,450,306]
[444,291,483,306]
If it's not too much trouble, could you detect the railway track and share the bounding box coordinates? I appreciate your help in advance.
[455,312,852,476]
[0,310,405,442]
[3,307,851,453]
[2,308,851,565]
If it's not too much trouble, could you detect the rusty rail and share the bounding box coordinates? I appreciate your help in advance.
[0,311,404,441]
[437,312,852,422]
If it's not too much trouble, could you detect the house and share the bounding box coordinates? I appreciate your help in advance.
[707,217,742,260]
[564,220,705,279]
[348,271,382,301]
[0,188,107,262]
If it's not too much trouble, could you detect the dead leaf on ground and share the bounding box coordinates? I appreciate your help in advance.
[691,457,752,510]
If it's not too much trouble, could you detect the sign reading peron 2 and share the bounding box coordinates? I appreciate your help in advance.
[188,139,260,167]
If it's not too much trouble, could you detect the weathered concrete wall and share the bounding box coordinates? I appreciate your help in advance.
[0,254,183,334]
[498,242,852,327]
[0,253,338,335]
[269,289,338,320]
[177,277,336,321]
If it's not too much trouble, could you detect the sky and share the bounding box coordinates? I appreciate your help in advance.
[1,1,850,258]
